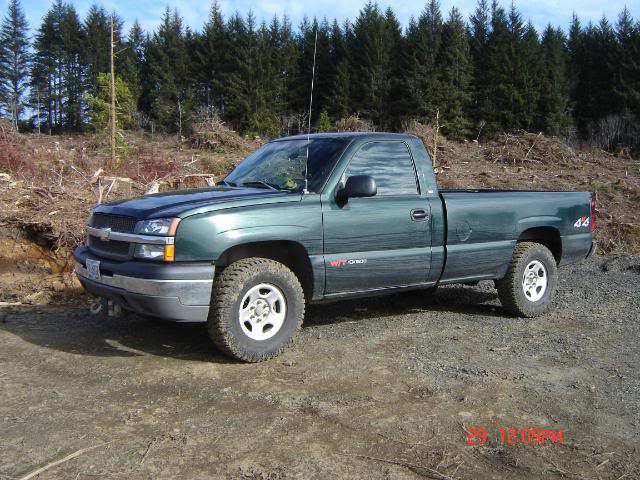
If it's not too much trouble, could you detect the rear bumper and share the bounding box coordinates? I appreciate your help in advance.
[586,240,597,259]
[74,246,214,322]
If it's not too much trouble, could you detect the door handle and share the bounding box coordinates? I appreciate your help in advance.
[410,209,429,221]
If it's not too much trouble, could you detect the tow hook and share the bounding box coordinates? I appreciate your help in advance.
[89,298,124,317]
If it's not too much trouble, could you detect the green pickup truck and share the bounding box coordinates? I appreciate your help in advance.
[74,133,596,361]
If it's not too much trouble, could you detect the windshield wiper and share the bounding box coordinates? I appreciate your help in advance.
[217,180,237,187]
[241,181,280,191]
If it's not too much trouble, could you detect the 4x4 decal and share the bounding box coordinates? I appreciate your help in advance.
[574,216,590,228]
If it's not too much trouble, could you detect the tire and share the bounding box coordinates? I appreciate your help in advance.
[207,257,305,362]
[495,242,558,317]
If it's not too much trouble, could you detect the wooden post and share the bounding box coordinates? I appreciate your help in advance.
[110,16,117,163]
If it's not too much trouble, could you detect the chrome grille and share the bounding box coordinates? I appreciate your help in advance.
[88,236,132,259]
[91,213,137,233]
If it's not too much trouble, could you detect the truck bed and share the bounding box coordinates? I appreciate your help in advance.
[436,190,593,284]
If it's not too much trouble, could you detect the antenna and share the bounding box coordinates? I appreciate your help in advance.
[303,28,318,194]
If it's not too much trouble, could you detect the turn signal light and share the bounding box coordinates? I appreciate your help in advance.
[164,244,175,262]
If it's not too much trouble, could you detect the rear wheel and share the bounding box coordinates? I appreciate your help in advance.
[495,242,558,317]
[207,258,305,362]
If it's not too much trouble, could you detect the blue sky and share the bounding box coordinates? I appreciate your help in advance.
[4,0,638,36]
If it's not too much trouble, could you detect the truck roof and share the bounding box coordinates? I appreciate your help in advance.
[272,132,417,142]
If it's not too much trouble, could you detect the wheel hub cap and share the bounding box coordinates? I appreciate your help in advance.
[239,283,286,341]
[522,260,548,302]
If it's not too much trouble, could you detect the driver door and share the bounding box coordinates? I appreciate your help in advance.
[322,141,432,294]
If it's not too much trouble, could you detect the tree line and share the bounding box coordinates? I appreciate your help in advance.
[0,0,639,150]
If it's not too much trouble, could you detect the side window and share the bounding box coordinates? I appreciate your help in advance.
[345,141,418,196]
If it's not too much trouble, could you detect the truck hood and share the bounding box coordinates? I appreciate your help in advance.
[93,187,294,219]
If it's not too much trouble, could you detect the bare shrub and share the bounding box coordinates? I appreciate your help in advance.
[589,115,640,154]
[281,112,309,136]
[0,119,33,175]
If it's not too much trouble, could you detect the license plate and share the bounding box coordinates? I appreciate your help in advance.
[86,259,101,281]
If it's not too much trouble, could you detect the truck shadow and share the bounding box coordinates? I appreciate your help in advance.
[0,285,506,362]
[305,284,509,326]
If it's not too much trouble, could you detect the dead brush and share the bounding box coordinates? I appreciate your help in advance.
[190,114,244,152]
[0,119,34,176]
[483,132,579,166]
[335,115,373,133]
[402,120,468,168]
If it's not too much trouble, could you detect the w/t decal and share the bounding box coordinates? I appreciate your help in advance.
[329,259,347,267]
[328,259,368,267]
[574,216,590,228]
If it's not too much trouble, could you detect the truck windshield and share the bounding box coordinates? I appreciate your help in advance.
[223,138,350,193]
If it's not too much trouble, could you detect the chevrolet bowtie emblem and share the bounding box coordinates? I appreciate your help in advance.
[96,227,111,241]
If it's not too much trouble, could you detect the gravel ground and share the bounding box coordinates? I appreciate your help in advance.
[1,255,639,480]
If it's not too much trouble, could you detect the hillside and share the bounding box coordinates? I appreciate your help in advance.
[1,121,638,304]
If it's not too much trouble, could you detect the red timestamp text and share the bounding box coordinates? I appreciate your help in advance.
[466,427,564,446]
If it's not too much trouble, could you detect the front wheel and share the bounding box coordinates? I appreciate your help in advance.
[495,242,558,317]
[207,258,305,362]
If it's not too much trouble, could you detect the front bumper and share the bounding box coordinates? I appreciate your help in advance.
[74,246,214,322]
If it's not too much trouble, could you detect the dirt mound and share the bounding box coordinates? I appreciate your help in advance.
[0,129,252,305]
[0,229,81,305]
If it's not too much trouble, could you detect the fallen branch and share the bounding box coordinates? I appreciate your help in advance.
[140,437,157,464]
[17,441,112,480]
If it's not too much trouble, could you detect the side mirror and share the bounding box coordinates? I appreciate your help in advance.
[337,175,377,200]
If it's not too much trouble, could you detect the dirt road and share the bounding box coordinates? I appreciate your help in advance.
[1,255,639,479]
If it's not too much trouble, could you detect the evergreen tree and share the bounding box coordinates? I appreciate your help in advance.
[520,22,542,130]
[31,4,63,132]
[0,0,30,128]
[406,0,443,121]
[117,20,145,107]
[349,2,398,126]
[60,3,87,130]
[197,2,227,113]
[145,8,192,133]
[85,72,136,130]
[435,7,472,139]
[221,12,252,131]
[614,7,640,118]
[469,0,492,134]
[327,20,350,120]
[571,17,619,132]
[83,5,118,90]
[312,18,335,124]
[567,14,588,133]
[277,15,300,122]
[539,25,571,136]
[30,0,87,132]
[484,3,541,133]
[316,110,331,131]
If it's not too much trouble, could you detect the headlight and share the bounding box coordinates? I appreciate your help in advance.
[137,218,180,236]
[134,244,175,261]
